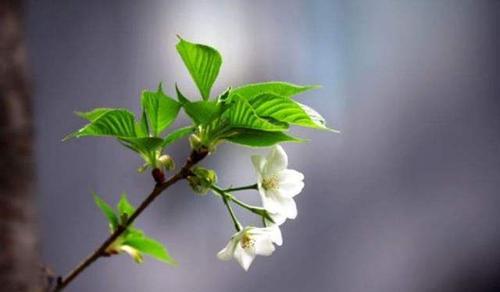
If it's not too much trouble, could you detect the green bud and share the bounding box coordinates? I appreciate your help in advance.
[189,134,204,151]
[187,166,217,195]
[157,155,175,171]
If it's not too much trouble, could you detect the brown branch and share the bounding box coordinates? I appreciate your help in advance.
[53,149,208,292]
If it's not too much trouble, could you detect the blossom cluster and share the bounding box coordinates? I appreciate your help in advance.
[216,145,304,270]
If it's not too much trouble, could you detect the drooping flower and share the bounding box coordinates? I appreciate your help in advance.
[251,145,304,222]
[217,225,282,271]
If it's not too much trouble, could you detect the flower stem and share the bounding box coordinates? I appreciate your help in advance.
[223,183,258,193]
[211,185,268,223]
[53,149,208,292]
[211,186,242,231]
[229,195,262,213]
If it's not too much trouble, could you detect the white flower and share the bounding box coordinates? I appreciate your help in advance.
[252,145,304,222]
[217,225,282,271]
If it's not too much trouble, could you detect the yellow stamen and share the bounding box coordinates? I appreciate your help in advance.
[262,175,279,191]
[240,233,255,250]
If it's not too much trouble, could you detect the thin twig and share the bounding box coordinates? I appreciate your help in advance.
[53,149,208,292]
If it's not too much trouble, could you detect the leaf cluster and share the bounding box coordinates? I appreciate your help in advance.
[65,36,336,164]
[94,194,176,265]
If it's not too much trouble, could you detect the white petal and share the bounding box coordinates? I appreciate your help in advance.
[234,244,255,271]
[278,179,304,198]
[261,191,283,214]
[257,184,266,199]
[264,145,288,175]
[251,155,266,175]
[278,196,298,219]
[268,211,287,226]
[267,225,283,246]
[249,226,283,246]
[254,238,275,256]
[217,239,237,261]
[278,169,304,183]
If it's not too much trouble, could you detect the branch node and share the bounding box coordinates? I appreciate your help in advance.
[152,168,165,184]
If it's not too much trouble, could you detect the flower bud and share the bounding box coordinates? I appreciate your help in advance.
[187,166,217,195]
[189,134,203,151]
[157,154,175,171]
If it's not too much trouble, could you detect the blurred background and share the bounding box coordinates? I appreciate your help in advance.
[4,0,499,291]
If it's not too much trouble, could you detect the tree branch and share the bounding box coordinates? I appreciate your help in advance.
[53,149,208,292]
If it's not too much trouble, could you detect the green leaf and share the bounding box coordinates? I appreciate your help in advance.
[297,102,340,133]
[184,101,221,125]
[124,236,177,265]
[176,36,222,100]
[126,227,145,238]
[141,85,181,136]
[176,85,221,124]
[222,97,286,132]
[117,194,136,218]
[231,81,318,99]
[120,137,164,153]
[136,109,150,137]
[217,87,232,103]
[119,137,164,166]
[162,126,194,148]
[93,194,119,231]
[248,93,329,130]
[65,109,136,140]
[226,129,303,147]
[76,108,120,122]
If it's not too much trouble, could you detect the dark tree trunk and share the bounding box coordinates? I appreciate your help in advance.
[0,0,45,291]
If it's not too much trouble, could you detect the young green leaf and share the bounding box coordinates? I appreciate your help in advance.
[93,194,119,231]
[124,236,177,265]
[176,36,222,100]
[226,129,303,147]
[297,102,340,133]
[126,227,145,238]
[222,97,287,132]
[185,101,221,125]
[217,87,231,103]
[136,110,150,137]
[141,85,181,136]
[76,108,120,122]
[117,194,136,218]
[231,81,318,99]
[64,109,136,140]
[120,137,164,153]
[162,126,194,148]
[248,93,330,130]
[176,85,221,124]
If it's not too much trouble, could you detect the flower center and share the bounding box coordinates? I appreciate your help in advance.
[240,234,255,250]
[262,175,279,191]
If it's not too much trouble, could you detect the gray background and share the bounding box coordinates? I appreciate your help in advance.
[25,0,500,291]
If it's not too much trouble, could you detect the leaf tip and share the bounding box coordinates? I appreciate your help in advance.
[308,84,322,90]
[74,111,86,119]
[157,82,164,93]
[62,132,76,142]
